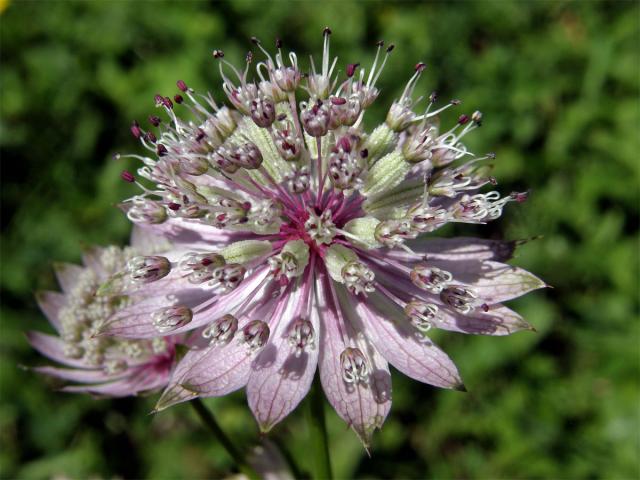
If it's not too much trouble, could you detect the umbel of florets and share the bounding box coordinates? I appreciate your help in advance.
[33,29,545,448]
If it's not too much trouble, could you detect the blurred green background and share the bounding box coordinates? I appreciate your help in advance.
[1,1,638,478]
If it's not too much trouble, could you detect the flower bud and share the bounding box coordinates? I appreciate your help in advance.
[126,256,171,284]
[288,319,315,356]
[250,96,276,128]
[127,197,167,225]
[203,314,238,346]
[342,261,375,295]
[404,301,439,332]
[386,99,416,132]
[241,320,270,351]
[231,142,263,170]
[273,66,300,92]
[301,100,331,137]
[340,347,369,383]
[410,265,452,293]
[440,286,477,314]
[152,305,193,333]
[178,155,209,176]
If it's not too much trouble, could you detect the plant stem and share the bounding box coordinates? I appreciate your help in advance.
[306,374,333,480]
[190,398,260,480]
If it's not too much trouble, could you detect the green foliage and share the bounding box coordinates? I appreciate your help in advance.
[1,1,638,478]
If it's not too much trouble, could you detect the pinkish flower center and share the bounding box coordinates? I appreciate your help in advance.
[277,192,365,253]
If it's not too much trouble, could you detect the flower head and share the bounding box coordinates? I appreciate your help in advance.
[29,230,182,397]
[52,30,544,446]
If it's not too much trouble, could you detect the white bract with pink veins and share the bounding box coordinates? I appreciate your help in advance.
[107,29,544,447]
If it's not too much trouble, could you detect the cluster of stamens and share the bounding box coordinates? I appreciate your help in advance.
[111,28,533,403]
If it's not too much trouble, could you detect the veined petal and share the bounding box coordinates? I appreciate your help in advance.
[159,339,253,410]
[100,285,206,338]
[402,237,519,262]
[246,278,318,432]
[33,365,126,384]
[103,267,270,338]
[435,304,534,335]
[130,224,173,252]
[142,216,251,248]
[357,293,464,389]
[81,246,108,277]
[317,271,391,448]
[53,263,84,293]
[363,151,410,198]
[26,332,87,368]
[430,260,546,303]
[65,367,168,397]
[35,291,65,332]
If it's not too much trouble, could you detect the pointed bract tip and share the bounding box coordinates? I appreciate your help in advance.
[454,383,468,392]
[258,422,274,434]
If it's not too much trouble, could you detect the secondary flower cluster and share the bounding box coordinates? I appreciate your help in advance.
[32,30,544,446]
[30,231,180,396]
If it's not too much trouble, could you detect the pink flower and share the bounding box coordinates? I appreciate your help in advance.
[100,31,544,445]
[30,230,181,397]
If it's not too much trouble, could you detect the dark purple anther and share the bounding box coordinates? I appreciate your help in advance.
[386,44,395,52]
[429,91,438,104]
[174,94,184,104]
[415,62,426,73]
[163,97,173,109]
[168,202,181,211]
[246,51,253,64]
[201,257,213,266]
[331,97,347,105]
[450,99,462,106]
[154,94,164,106]
[360,148,369,158]
[177,80,188,92]
[213,50,224,59]
[145,131,157,143]
[323,27,332,36]
[251,36,260,45]
[481,303,490,312]
[157,144,168,156]
[458,114,470,125]
[346,63,359,78]
[130,120,142,139]
[336,136,351,152]
[121,170,135,183]
[511,191,529,203]
[376,40,384,47]
[149,115,162,127]
[275,37,282,49]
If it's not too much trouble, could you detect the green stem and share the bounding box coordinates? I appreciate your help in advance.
[190,398,260,480]
[306,374,333,480]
